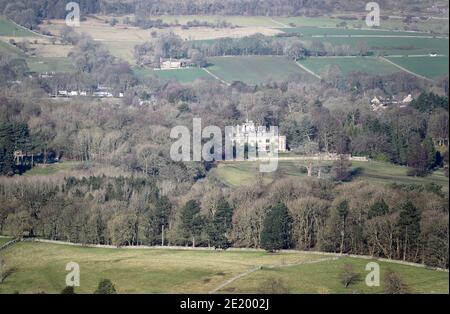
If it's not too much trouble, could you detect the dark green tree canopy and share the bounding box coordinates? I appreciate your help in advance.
[261,203,293,252]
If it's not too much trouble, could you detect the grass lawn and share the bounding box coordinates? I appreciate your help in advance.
[26,57,75,73]
[0,242,322,294]
[220,256,449,294]
[385,56,449,79]
[0,237,13,246]
[133,67,211,83]
[211,160,449,191]
[23,162,80,176]
[0,16,38,37]
[298,56,400,77]
[0,242,447,294]
[206,56,310,85]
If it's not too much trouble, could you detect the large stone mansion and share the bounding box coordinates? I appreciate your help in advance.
[230,120,287,154]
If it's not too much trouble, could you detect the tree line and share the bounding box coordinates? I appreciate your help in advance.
[0,0,100,29]
[0,174,447,268]
[134,33,375,68]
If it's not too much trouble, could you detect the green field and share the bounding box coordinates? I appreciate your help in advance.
[385,56,449,79]
[0,237,13,247]
[274,16,449,34]
[206,56,310,85]
[0,242,447,294]
[27,57,75,73]
[0,39,74,74]
[301,36,449,56]
[0,39,25,56]
[211,160,449,191]
[23,162,80,176]
[0,242,321,294]
[133,67,211,83]
[281,26,431,37]
[298,56,400,77]
[221,256,449,294]
[0,16,38,37]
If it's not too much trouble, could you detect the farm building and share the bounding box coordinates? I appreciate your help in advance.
[229,120,287,154]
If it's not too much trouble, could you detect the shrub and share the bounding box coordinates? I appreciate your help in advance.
[384,270,408,294]
[61,286,76,294]
[257,277,289,294]
[94,279,117,294]
[340,264,360,288]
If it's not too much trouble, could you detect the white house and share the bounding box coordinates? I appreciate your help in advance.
[229,120,287,154]
[159,57,188,70]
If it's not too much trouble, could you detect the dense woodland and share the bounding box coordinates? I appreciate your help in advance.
[0,170,448,268]
[1,42,449,269]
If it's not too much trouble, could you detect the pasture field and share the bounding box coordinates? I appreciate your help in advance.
[378,17,449,34]
[274,16,449,34]
[0,16,38,37]
[30,43,73,58]
[27,57,75,73]
[39,17,281,62]
[133,67,212,83]
[206,56,310,85]
[297,56,400,77]
[301,36,449,57]
[210,160,449,191]
[40,18,150,63]
[280,26,432,37]
[37,15,449,75]
[103,41,137,63]
[385,56,449,79]
[220,256,449,294]
[0,39,74,73]
[0,38,25,56]
[0,242,447,294]
[0,242,322,294]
